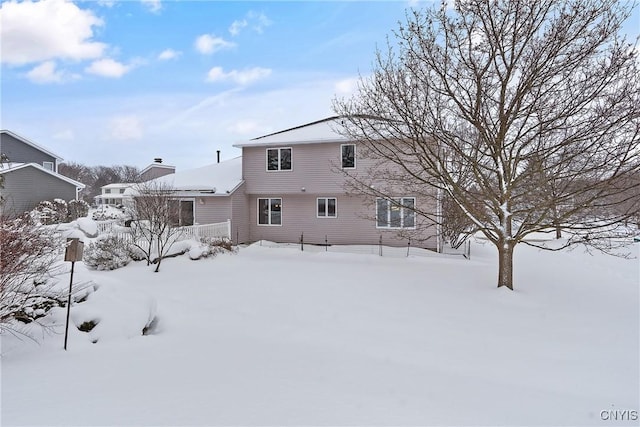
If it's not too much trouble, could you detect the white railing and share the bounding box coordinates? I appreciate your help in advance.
[174,220,232,241]
[96,219,120,235]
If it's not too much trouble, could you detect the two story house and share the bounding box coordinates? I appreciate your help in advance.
[0,130,85,216]
[234,117,438,249]
[140,117,438,249]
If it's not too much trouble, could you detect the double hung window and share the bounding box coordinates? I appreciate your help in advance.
[317,198,337,218]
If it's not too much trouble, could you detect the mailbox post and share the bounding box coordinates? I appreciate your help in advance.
[64,238,84,351]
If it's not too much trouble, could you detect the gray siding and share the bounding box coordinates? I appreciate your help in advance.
[0,133,57,169]
[1,167,77,216]
[246,193,437,249]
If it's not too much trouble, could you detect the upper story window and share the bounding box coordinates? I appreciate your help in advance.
[267,148,292,171]
[341,144,356,169]
[376,197,416,229]
[43,161,54,171]
[105,189,112,194]
[119,189,126,194]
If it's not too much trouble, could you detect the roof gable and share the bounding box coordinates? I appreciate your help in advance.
[234,116,349,148]
[0,130,64,161]
[0,162,85,188]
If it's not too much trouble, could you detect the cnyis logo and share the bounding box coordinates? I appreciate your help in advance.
[600,409,638,421]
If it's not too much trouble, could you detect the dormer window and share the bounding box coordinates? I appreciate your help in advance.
[341,144,356,169]
[43,161,54,171]
[266,148,292,171]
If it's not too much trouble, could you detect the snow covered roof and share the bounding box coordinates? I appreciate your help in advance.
[234,117,349,148]
[101,183,135,189]
[148,156,243,195]
[0,130,64,161]
[0,162,85,188]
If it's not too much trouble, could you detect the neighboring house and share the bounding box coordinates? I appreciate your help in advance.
[0,130,85,216]
[139,158,176,182]
[96,158,176,207]
[94,183,135,207]
[233,117,439,249]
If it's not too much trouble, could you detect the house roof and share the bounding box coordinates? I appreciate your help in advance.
[234,116,349,148]
[101,182,135,189]
[148,156,243,195]
[0,162,85,188]
[0,130,64,161]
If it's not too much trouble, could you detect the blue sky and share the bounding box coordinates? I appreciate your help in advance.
[1,0,639,171]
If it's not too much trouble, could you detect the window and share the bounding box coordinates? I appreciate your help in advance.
[258,198,282,225]
[105,189,112,194]
[169,200,194,226]
[43,161,54,171]
[119,189,125,194]
[317,198,337,218]
[376,197,416,229]
[266,148,292,171]
[341,144,356,169]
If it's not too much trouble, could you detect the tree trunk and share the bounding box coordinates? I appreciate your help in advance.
[555,225,562,239]
[497,243,514,290]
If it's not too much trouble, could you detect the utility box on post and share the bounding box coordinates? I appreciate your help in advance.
[65,238,84,262]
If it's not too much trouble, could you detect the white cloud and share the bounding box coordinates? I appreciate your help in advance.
[26,61,64,84]
[229,11,272,36]
[85,58,131,78]
[194,34,235,55]
[158,49,181,61]
[206,66,272,85]
[141,0,161,13]
[0,0,106,65]
[334,77,360,95]
[109,115,143,141]
[97,0,116,7]
[229,19,248,36]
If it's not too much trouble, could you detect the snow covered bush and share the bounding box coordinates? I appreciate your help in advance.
[68,199,90,221]
[0,214,66,332]
[83,234,132,271]
[31,199,69,224]
[189,237,237,260]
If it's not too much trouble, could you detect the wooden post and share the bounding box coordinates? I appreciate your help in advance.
[64,238,84,351]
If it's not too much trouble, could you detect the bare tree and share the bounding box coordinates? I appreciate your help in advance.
[0,214,66,334]
[129,181,183,272]
[334,0,640,290]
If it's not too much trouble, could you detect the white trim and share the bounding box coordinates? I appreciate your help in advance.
[375,197,417,230]
[340,143,356,169]
[257,197,283,226]
[265,147,293,172]
[316,197,338,218]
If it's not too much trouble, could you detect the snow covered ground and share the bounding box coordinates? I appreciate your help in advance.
[1,239,638,426]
